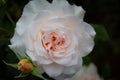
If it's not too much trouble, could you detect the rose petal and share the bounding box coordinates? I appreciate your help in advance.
[9,31,26,57]
[63,58,82,74]
[51,0,74,17]
[43,63,64,77]
[23,0,51,14]
[73,5,85,20]
[82,22,96,38]
[16,14,35,35]
[36,56,53,65]
[78,37,94,57]
[68,53,82,66]
[34,33,46,57]
[26,50,36,61]
[53,55,72,66]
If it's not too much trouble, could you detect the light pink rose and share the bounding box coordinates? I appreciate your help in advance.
[71,63,102,80]
[9,0,96,79]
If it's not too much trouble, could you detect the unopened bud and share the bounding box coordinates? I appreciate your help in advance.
[18,59,33,73]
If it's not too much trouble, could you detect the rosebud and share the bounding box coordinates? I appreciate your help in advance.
[18,59,33,73]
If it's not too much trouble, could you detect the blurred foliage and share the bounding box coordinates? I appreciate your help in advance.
[92,24,109,43]
[0,0,120,80]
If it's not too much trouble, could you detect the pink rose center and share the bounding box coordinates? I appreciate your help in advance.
[42,31,68,53]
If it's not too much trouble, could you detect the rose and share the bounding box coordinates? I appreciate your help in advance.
[71,63,102,80]
[9,0,96,79]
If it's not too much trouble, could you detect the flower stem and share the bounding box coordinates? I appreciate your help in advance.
[5,11,16,27]
[0,26,12,34]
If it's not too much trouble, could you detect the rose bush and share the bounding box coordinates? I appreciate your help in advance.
[9,0,96,79]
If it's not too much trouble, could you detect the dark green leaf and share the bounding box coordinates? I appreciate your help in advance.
[91,24,109,43]
[83,55,91,65]
[0,0,6,5]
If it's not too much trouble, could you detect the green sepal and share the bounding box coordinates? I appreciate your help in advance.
[14,72,29,78]
[32,67,47,80]
[16,53,25,60]
[16,52,31,61]
[3,61,18,69]
[24,51,31,60]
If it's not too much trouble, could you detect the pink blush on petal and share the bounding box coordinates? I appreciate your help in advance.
[84,75,96,80]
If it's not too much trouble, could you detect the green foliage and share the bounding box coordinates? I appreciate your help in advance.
[102,64,111,79]
[91,24,109,43]
[0,0,7,5]
[83,55,91,65]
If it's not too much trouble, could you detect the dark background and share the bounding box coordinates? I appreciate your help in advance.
[0,0,120,80]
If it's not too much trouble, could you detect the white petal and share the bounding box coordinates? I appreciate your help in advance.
[23,31,34,51]
[63,67,77,75]
[76,22,95,57]
[52,16,84,35]
[16,0,52,35]
[83,22,96,38]
[73,5,85,19]
[63,58,82,75]
[79,37,95,57]
[34,33,45,56]
[23,0,51,15]
[51,0,74,17]
[16,14,35,35]
[10,31,21,44]
[43,63,64,77]
[26,50,36,61]
[53,50,81,66]
[53,55,72,66]
[9,43,26,57]
[36,56,53,64]
[68,53,82,66]
[9,31,26,57]
[52,0,69,6]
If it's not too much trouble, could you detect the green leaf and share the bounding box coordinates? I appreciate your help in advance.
[0,0,6,5]
[83,55,91,65]
[3,61,18,69]
[32,67,47,80]
[16,53,24,60]
[91,24,109,42]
